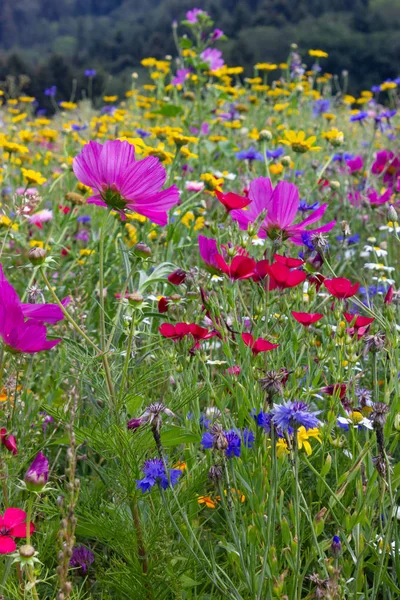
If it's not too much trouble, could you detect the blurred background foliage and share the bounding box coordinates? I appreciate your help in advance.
[0,0,399,108]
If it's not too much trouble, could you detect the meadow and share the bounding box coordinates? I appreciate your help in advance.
[0,7,399,599]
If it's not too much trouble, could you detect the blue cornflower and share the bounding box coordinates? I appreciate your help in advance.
[333,152,354,162]
[44,86,57,97]
[136,128,151,138]
[236,147,263,161]
[242,428,255,448]
[225,430,241,457]
[71,124,87,132]
[136,458,182,493]
[312,98,330,117]
[201,431,213,449]
[253,411,272,433]
[266,147,284,160]
[271,400,320,431]
[381,109,396,120]
[350,111,368,122]
[77,215,91,223]
[199,413,211,429]
[298,199,320,212]
[85,69,97,77]
[336,233,360,244]
[301,232,315,251]
[371,85,381,93]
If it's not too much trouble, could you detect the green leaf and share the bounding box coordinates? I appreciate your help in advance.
[155,105,183,118]
[179,38,193,49]
[161,426,200,446]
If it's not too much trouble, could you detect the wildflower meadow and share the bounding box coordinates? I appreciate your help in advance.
[1,7,400,599]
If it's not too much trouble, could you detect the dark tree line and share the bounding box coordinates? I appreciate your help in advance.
[0,0,399,109]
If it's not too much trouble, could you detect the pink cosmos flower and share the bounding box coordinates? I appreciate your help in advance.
[72,140,179,225]
[372,150,400,185]
[200,48,225,72]
[198,235,221,273]
[367,188,392,205]
[346,155,364,174]
[0,508,34,554]
[186,8,206,23]
[0,265,68,353]
[230,177,335,245]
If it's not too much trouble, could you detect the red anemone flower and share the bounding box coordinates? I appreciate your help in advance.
[291,311,324,326]
[0,508,34,554]
[320,383,347,399]
[252,259,270,282]
[384,286,394,305]
[0,428,18,455]
[241,333,279,355]
[265,262,307,290]
[158,297,170,313]
[216,190,252,212]
[215,254,256,280]
[323,278,359,299]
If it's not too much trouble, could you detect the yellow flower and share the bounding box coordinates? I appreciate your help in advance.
[30,240,51,250]
[381,81,397,91]
[269,163,283,175]
[173,461,187,472]
[194,216,205,230]
[125,223,138,246]
[0,215,18,230]
[79,249,95,256]
[200,173,223,194]
[280,130,321,153]
[11,113,27,123]
[343,95,355,105]
[274,102,289,112]
[322,128,344,147]
[141,57,157,67]
[309,49,328,58]
[126,212,147,223]
[323,113,336,121]
[59,101,77,110]
[255,63,277,71]
[21,168,47,185]
[18,96,35,103]
[180,147,198,160]
[198,496,217,509]
[349,411,364,425]
[276,439,289,458]
[103,95,118,102]
[297,426,322,456]
[1,141,29,154]
[169,133,198,147]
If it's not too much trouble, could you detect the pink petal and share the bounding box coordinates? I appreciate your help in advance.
[72,141,104,190]
[119,156,167,200]
[87,195,107,207]
[98,140,136,188]
[266,181,299,229]
[3,508,26,529]
[11,522,34,538]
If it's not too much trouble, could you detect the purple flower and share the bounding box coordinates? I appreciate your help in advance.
[44,86,56,97]
[77,215,91,224]
[136,128,151,138]
[211,29,224,41]
[236,147,263,162]
[186,8,206,23]
[200,48,224,72]
[136,458,182,493]
[225,430,241,457]
[24,452,49,491]
[298,200,320,212]
[313,98,330,117]
[85,69,96,78]
[72,140,179,225]
[271,400,320,431]
[71,124,87,132]
[172,69,191,86]
[198,235,221,273]
[266,147,284,160]
[70,545,95,574]
[350,111,368,122]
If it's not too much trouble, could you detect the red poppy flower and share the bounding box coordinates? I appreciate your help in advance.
[215,254,256,280]
[291,311,324,326]
[323,278,359,299]
[0,428,17,455]
[168,269,187,285]
[159,323,191,340]
[216,190,251,212]
[274,254,304,268]
[343,313,374,328]
[252,259,270,282]
[241,333,279,355]
[265,262,306,290]
[0,508,34,554]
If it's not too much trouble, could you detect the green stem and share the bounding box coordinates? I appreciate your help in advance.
[120,315,136,395]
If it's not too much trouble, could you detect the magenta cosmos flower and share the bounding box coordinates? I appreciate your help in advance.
[0,265,67,353]
[72,140,179,225]
[200,48,225,72]
[230,177,335,245]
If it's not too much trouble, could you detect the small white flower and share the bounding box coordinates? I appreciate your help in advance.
[206,360,227,365]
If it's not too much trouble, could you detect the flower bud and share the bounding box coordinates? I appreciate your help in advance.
[281,155,292,166]
[65,192,85,205]
[25,451,49,491]
[134,242,152,259]
[388,204,398,222]
[330,180,340,190]
[126,292,144,307]
[19,544,36,558]
[28,246,46,266]
[259,129,272,142]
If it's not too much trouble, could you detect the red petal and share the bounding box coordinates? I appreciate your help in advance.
[0,536,16,554]
[159,323,177,338]
[241,333,254,348]
[253,338,279,353]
